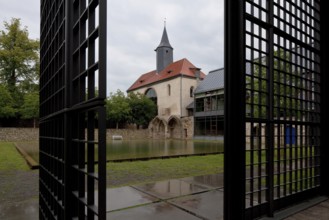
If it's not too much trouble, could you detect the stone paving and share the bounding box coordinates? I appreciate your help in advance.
[107,173,224,220]
[2,172,326,220]
[0,173,224,220]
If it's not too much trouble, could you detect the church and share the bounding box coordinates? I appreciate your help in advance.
[127,26,205,139]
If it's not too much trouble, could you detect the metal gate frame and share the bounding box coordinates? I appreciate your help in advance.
[224,0,329,219]
[39,0,107,219]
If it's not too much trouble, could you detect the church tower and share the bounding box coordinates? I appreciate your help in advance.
[155,26,173,73]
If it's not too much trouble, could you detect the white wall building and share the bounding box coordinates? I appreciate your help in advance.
[127,26,205,138]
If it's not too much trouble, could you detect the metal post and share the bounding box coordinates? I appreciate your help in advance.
[224,0,246,219]
[64,0,74,218]
[320,0,329,196]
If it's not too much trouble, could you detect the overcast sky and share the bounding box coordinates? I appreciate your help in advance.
[0,0,224,95]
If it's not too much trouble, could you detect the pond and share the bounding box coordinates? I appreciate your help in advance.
[18,139,224,163]
[107,139,224,161]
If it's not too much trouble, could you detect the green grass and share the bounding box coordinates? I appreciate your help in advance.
[107,154,224,187]
[0,142,29,171]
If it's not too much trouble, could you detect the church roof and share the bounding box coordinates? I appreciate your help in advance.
[156,26,173,49]
[127,58,206,92]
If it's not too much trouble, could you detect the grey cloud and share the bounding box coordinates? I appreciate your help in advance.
[0,0,224,95]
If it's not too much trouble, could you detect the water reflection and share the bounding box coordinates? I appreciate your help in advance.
[107,139,223,160]
[20,139,223,163]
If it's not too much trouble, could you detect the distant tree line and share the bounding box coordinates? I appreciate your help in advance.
[106,90,157,129]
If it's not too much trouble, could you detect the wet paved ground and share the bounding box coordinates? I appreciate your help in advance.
[0,198,38,220]
[3,172,326,220]
[283,199,329,220]
[0,173,224,220]
[107,173,224,220]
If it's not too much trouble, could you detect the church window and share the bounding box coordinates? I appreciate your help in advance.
[168,84,171,96]
[145,88,157,105]
[190,86,194,97]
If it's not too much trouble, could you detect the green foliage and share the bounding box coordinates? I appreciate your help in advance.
[0,85,16,118]
[246,49,302,119]
[0,18,39,120]
[20,92,39,127]
[0,18,39,89]
[106,90,131,129]
[127,92,157,128]
[106,90,157,128]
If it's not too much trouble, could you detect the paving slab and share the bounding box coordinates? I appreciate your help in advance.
[132,179,210,200]
[179,173,224,189]
[0,198,38,220]
[169,190,224,220]
[104,186,159,211]
[107,202,201,220]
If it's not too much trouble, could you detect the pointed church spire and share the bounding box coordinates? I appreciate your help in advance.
[156,26,173,49]
[155,24,174,73]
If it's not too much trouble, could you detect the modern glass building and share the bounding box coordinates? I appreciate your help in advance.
[194,68,224,139]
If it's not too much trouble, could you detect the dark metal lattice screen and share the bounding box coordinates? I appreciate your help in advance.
[244,0,321,217]
[40,0,107,219]
[225,0,325,219]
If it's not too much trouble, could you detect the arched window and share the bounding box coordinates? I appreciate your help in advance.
[145,88,157,105]
[190,86,194,97]
[168,84,171,96]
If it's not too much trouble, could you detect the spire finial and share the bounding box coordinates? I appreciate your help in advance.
[164,18,166,27]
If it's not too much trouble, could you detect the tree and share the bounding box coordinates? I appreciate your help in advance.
[246,49,302,119]
[128,92,157,129]
[0,85,16,118]
[106,90,131,129]
[0,18,39,108]
[20,92,39,128]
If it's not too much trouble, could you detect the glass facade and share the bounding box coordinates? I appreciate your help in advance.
[194,94,224,137]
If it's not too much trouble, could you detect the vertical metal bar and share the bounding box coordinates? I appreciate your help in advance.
[224,0,246,219]
[266,0,274,215]
[98,1,107,219]
[87,111,95,219]
[99,0,107,99]
[98,107,107,219]
[320,0,329,196]
[64,0,74,218]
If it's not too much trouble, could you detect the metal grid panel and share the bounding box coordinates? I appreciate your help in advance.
[39,1,66,218]
[244,0,321,218]
[40,0,107,219]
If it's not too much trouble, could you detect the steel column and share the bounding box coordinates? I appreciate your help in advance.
[224,0,246,219]
[320,0,329,196]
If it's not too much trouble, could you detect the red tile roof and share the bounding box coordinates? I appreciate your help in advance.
[127,58,206,92]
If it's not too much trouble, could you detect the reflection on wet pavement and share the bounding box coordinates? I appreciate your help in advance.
[0,198,38,220]
[108,174,225,220]
[105,186,158,211]
[2,174,226,220]
[132,179,210,199]
[169,189,224,220]
[179,173,224,189]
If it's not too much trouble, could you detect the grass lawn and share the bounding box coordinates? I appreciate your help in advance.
[107,154,224,187]
[0,142,29,171]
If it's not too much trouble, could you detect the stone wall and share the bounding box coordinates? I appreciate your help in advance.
[0,128,39,142]
[0,128,150,142]
[181,116,194,139]
[106,129,149,140]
